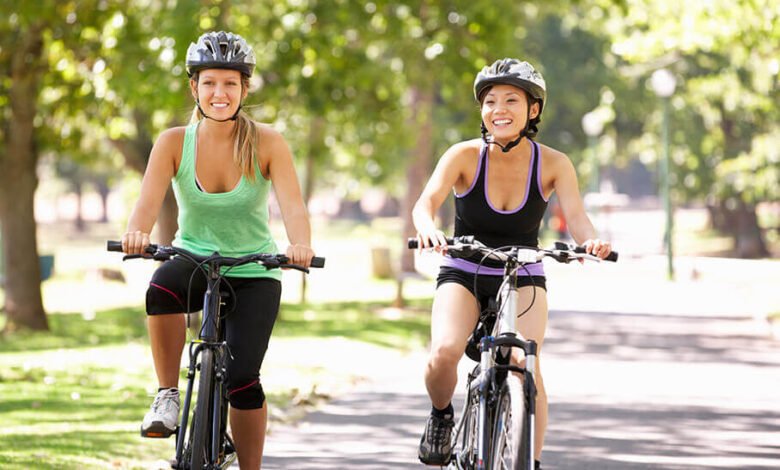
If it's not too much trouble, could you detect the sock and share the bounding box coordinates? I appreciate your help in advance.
[535,460,541,470]
[158,387,178,393]
[431,403,454,420]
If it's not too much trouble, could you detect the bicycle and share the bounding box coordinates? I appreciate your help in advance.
[409,236,617,470]
[107,241,325,470]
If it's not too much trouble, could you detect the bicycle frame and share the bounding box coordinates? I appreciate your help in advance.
[408,236,615,470]
[107,241,324,470]
[174,258,234,470]
[452,250,538,470]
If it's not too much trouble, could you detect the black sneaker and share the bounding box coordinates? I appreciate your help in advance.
[418,413,455,466]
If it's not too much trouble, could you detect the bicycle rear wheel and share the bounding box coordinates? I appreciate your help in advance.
[490,375,529,470]
[189,348,214,468]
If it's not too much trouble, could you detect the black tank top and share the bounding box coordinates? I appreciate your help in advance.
[452,140,548,268]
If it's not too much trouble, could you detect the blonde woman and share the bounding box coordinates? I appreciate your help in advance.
[121,31,314,469]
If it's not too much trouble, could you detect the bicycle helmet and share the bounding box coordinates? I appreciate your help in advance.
[474,58,547,150]
[474,58,546,112]
[185,31,256,78]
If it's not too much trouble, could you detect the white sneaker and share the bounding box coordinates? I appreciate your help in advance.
[141,388,180,438]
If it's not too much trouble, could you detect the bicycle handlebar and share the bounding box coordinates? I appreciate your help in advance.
[107,241,325,271]
[407,236,618,263]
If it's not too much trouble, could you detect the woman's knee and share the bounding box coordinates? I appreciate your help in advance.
[428,342,463,370]
[227,375,266,409]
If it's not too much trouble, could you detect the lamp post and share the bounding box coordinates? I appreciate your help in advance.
[651,68,677,280]
[581,111,604,195]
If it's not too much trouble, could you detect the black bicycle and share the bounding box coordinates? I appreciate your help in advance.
[409,236,617,470]
[107,241,324,470]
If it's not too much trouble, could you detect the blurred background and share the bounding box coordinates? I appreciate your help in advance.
[0,0,778,468]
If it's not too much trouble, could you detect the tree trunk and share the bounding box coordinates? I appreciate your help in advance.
[73,180,85,232]
[400,84,435,273]
[95,179,110,223]
[299,116,325,304]
[0,23,48,331]
[110,115,178,244]
[707,200,768,258]
[155,186,179,245]
[732,200,768,258]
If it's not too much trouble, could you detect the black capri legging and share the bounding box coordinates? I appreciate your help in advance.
[146,256,282,410]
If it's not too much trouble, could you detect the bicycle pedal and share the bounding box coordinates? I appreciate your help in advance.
[140,424,176,439]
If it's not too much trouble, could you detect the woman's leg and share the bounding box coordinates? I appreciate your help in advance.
[230,406,266,469]
[224,278,281,469]
[513,285,549,461]
[425,282,481,408]
[148,313,186,388]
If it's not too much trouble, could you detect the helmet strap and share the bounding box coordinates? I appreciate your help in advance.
[480,97,534,153]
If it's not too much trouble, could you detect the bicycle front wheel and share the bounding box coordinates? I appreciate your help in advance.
[490,375,529,470]
[189,348,214,469]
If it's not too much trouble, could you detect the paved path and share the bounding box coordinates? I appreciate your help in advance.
[261,307,780,469]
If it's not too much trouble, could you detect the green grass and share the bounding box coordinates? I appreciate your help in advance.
[276,299,431,350]
[0,307,148,352]
[0,300,431,469]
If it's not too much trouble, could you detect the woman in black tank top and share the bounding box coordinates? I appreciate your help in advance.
[412,59,613,469]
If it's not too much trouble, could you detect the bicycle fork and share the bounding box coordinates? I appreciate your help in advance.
[499,275,538,470]
[174,342,204,468]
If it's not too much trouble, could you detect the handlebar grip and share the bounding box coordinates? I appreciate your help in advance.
[407,237,456,249]
[310,257,326,268]
[572,245,619,262]
[107,240,122,252]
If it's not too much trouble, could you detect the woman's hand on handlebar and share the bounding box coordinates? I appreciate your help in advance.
[285,243,316,268]
[122,230,151,255]
[581,238,612,260]
[415,229,449,253]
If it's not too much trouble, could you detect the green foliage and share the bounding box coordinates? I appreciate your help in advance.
[575,0,780,205]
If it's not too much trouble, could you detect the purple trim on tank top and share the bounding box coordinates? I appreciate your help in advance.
[150,282,185,309]
[441,256,545,277]
[484,144,535,214]
[534,141,549,202]
[454,145,485,198]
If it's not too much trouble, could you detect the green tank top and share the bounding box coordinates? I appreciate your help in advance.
[171,122,281,280]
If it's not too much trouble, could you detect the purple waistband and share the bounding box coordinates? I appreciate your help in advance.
[441,256,545,277]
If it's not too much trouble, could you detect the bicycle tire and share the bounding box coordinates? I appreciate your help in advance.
[189,348,214,469]
[490,375,529,470]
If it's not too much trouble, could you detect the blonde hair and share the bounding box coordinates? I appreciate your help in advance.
[189,73,259,181]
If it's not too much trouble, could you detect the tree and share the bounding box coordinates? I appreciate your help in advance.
[576,0,779,257]
[0,1,125,331]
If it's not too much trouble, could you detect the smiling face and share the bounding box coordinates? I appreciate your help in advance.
[480,84,540,141]
[190,68,248,118]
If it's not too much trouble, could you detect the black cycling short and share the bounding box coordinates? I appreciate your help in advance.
[436,266,546,314]
[146,256,281,410]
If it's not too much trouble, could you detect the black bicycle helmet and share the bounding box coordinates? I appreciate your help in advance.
[185,31,256,78]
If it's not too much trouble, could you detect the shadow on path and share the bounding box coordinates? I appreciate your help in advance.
[262,311,780,469]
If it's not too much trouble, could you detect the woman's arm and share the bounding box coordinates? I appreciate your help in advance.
[550,151,612,258]
[412,143,469,250]
[122,128,180,254]
[265,127,315,267]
